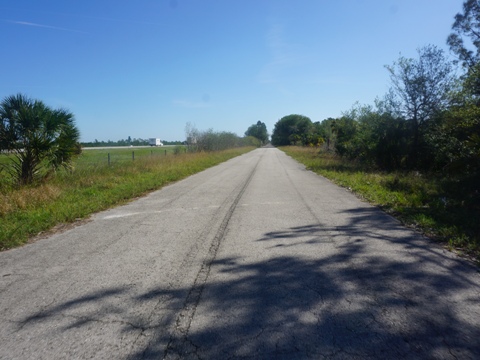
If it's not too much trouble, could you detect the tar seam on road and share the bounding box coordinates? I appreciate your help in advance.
[161,152,264,359]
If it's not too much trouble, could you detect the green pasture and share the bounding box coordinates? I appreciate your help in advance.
[79,145,186,164]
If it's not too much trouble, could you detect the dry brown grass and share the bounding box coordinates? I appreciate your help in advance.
[0,184,62,216]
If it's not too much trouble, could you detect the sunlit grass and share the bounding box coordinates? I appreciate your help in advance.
[282,146,480,262]
[0,147,253,250]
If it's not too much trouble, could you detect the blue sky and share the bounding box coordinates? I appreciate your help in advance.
[0,0,464,142]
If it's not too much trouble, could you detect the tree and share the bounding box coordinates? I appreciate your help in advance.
[341,102,409,169]
[448,0,480,99]
[185,122,242,152]
[441,1,480,211]
[428,103,480,173]
[185,122,200,151]
[331,116,358,158]
[385,45,453,167]
[271,114,312,146]
[447,0,480,69]
[242,136,261,147]
[444,0,480,184]
[312,118,335,150]
[245,121,268,144]
[0,94,80,185]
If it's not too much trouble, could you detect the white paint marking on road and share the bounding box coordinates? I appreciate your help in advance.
[103,213,141,219]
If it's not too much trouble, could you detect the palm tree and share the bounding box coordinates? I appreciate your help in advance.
[0,94,80,185]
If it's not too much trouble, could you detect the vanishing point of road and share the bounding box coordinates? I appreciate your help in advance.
[1,147,479,359]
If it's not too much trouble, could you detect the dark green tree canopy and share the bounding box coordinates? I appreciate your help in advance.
[245,121,268,144]
[448,1,480,99]
[271,114,312,146]
[0,93,80,185]
[447,0,480,69]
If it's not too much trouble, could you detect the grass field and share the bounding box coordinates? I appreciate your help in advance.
[282,146,480,263]
[0,146,253,251]
[80,145,186,164]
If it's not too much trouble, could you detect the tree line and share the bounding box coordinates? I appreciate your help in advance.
[270,1,480,206]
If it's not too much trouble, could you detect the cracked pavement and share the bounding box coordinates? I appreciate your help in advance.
[0,147,479,359]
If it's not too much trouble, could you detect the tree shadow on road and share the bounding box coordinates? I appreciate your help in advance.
[19,207,480,359]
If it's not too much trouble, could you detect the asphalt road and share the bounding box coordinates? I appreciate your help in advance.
[1,147,479,359]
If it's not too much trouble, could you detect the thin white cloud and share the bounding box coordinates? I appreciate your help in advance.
[5,20,88,34]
